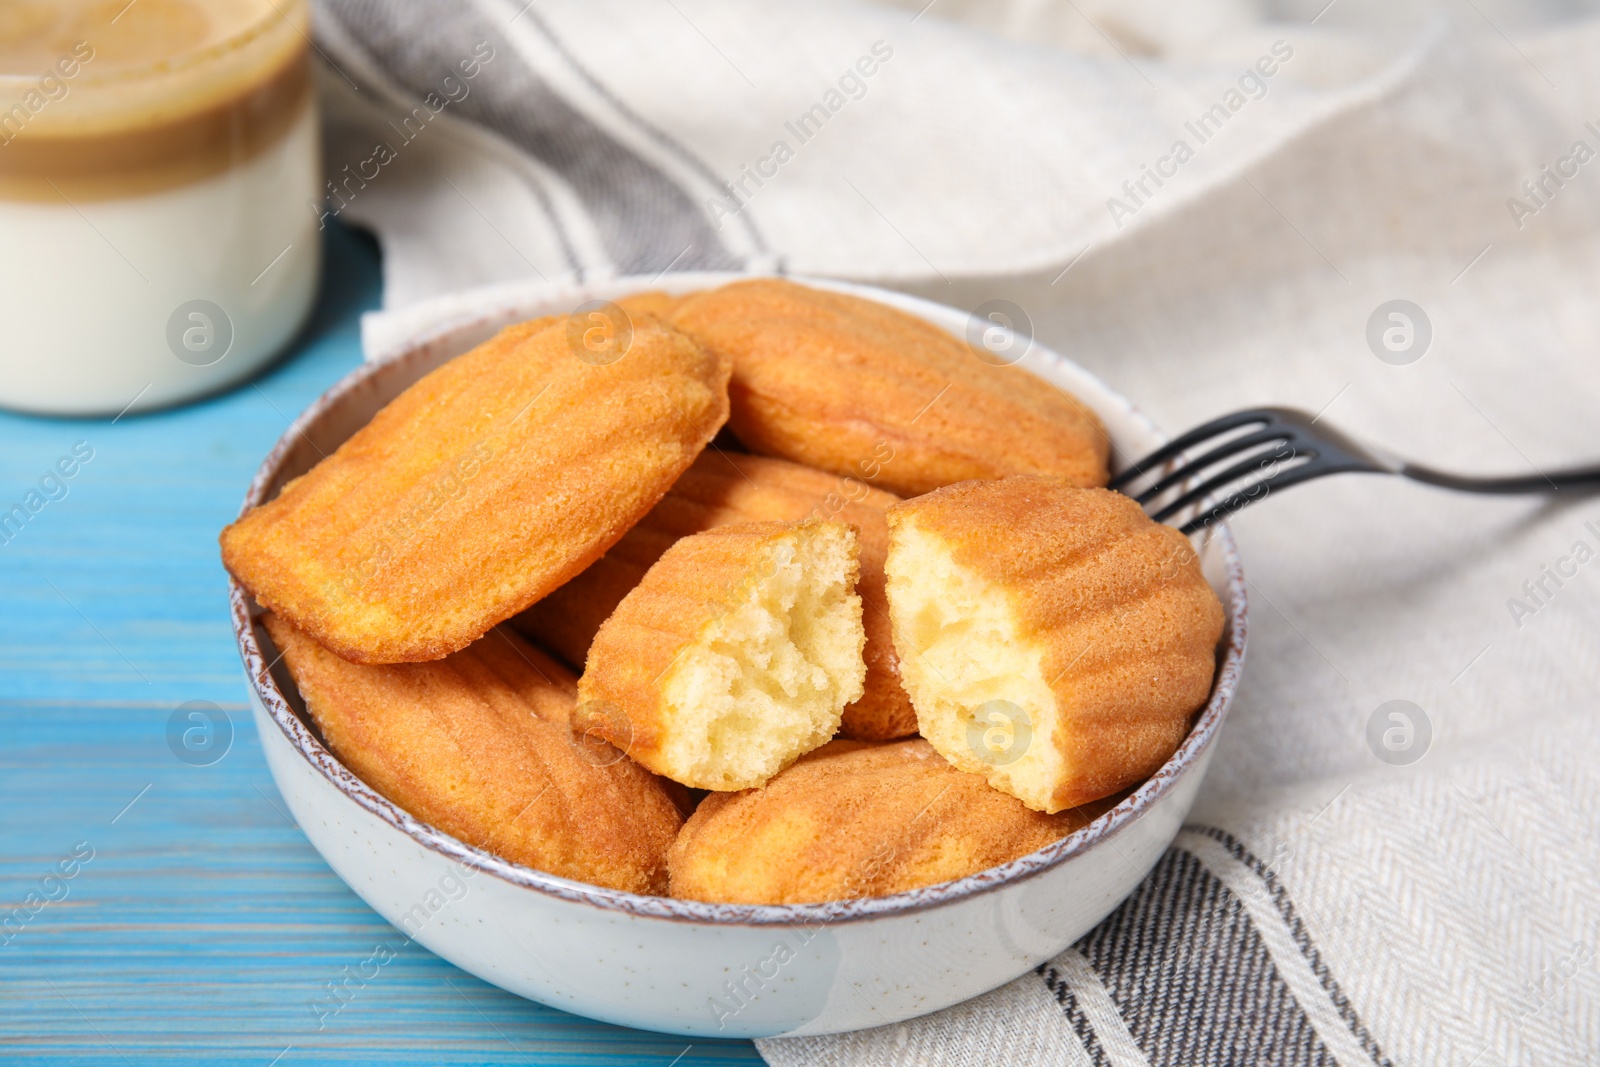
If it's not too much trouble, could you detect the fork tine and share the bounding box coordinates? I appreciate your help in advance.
[1132,427,1297,505]
[1176,462,1331,535]
[1107,409,1275,491]
[1149,444,1308,522]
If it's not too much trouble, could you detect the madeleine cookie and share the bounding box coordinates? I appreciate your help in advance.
[513,450,916,740]
[669,739,1102,903]
[262,615,684,895]
[222,315,729,664]
[669,278,1109,497]
[616,289,695,319]
[885,479,1224,813]
[576,519,865,791]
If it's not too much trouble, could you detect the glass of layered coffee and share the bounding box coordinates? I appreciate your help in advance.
[0,0,321,415]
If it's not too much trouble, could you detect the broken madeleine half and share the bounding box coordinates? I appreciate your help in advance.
[669,739,1105,904]
[222,314,730,664]
[262,615,684,895]
[576,519,866,791]
[885,478,1224,813]
[514,450,916,740]
[669,278,1109,497]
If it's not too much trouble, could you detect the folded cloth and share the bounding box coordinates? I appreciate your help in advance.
[312,2,1600,1064]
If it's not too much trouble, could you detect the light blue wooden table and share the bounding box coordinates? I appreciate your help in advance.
[0,224,763,1066]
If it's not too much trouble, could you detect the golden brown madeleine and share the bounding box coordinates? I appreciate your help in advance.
[261,615,684,895]
[669,739,1101,903]
[222,316,730,664]
[616,290,695,319]
[669,278,1109,497]
[513,451,916,740]
[577,519,866,791]
[885,479,1224,813]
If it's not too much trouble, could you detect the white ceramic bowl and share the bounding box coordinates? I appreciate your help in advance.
[231,274,1248,1039]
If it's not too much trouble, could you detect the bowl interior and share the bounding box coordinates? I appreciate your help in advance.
[233,272,1248,925]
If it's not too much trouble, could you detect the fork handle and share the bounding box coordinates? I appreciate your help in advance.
[1401,462,1600,494]
[1179,459,1600,536]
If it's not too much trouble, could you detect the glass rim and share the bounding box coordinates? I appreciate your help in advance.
[0,0,305,89]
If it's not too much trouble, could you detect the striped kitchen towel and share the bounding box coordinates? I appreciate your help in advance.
[310,1,1600,1064]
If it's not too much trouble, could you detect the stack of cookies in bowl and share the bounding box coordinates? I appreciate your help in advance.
[221,278,1224,907]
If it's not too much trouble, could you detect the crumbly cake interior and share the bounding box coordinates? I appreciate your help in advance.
[886,519,1065,811]
[661,523,863,789]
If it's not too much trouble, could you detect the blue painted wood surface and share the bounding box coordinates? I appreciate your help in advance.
[0,224,763,1066]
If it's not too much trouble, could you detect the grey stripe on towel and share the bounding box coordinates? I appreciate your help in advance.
[1066,846,1339,1067]
[320,0,741,275]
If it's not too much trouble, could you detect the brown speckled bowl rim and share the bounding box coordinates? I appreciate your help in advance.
[231,274,1249,928]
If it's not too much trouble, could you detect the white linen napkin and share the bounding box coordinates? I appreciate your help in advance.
[311,2,1600,1063]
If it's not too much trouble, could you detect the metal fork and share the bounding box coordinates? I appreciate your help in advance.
[1109,407,1600,535]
